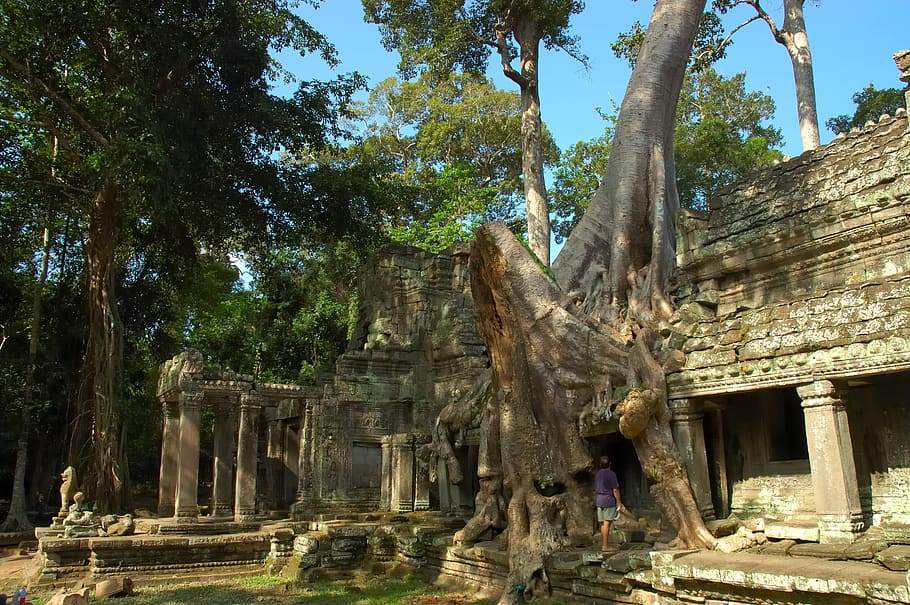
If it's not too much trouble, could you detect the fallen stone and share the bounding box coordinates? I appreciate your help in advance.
[759,539,795,556]
[46,588,89,605]
[706,515,740,538]
[876,545,910,571]
[844,540,886,561]
[789,542,849,560]
[715,527,764,553]
[94,577,133,600]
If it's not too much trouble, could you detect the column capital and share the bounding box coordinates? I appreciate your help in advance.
[160,398,180,417]
[240,392,263,410]
[668,398,704,421]
[179,390,205,410]
[797,380,846,409]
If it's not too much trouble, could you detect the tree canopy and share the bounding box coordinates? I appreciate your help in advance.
[363,0,586,266]
[826,83,909,134]
[0,0,363,512]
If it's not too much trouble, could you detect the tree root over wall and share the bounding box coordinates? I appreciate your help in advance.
[464,223,714,604]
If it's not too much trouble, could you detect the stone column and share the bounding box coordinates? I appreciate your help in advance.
[157,399,181,517]
[380,436,393,511]
[798,380,863,543]
[387,434,415,512]
[174,390,205,521]
[669,398,715,520]
[292,403,314,518]
[234,392,261,522]
[211,399,236,517]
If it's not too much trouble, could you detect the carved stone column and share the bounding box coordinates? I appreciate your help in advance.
[291,403,314,519]
[174,390,205,521]
[234,392,261,522]
[669,398,715,520]
[380,437,392,511]
[385,434,416,512]
[211,399,236,517]
[798,380,863,543]
[157,398,181,517]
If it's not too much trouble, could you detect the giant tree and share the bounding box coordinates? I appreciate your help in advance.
[363,0,585,266]
[0,0,358,512]
[432,1,717,603]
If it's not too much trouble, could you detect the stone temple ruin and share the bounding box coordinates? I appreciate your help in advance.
[29,52,910,604]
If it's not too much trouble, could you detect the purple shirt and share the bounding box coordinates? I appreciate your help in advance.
[595,468,619,508]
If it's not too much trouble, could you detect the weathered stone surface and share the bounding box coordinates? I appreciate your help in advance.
[876,545,910,571]
[705,516,740,538]
[94,577,133,600]
[46,588,90,605]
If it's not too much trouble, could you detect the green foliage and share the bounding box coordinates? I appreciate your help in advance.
[316,72,557,250]
[675,69,783,209]
[551,68,783,231]
[363,0,585,80]
[612,12,727,72]
[0,0,370,495]
[386,163,494,251]
[89,571,495,605]
[826,83,909,134]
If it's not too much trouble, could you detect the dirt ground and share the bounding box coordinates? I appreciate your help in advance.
[0,552,33,593]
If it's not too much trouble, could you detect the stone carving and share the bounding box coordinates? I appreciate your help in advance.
[99,513,135,536]
[58,466,77,516]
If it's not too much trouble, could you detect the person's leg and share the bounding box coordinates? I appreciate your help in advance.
[601,519,613,551]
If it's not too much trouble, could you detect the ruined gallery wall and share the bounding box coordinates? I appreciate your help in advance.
[668,107,910,526]
[844,373,910,527]
[669,111,910,400]
[302,245,488,510]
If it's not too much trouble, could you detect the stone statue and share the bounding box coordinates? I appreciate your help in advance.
[100,513,134,536]
[63,491,86,524]
[58,466,77,516]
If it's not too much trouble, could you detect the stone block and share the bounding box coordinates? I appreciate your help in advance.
[94,577,133,600]
[764,522,819,542]
[876,545,910,571]
[789,542,849,560]
[46,588,90,605]
[705,516,740,538]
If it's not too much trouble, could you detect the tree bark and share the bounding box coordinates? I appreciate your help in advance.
[469,223,629,604]
[779,0,819,150]
[512,15,551,268]
[70,179,126,514]
[744,0,820,151]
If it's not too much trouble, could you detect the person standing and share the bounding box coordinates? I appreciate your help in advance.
[595,455,624,553]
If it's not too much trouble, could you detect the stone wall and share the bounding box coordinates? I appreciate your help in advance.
[297,245,489,514]
[669,110,910,399]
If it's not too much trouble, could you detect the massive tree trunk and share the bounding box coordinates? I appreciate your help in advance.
[470,223,629,604]
[69,179,126,514]
[458,1,717,602]
[744,0,820,151]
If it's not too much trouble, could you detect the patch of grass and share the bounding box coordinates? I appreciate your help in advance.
[74,573,496,605]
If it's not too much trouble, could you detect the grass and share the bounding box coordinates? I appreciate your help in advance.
[42,572,500,605]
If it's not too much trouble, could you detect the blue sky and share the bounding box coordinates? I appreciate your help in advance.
[282,0,908,158]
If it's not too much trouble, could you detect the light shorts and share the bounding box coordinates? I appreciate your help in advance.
[597,506,621,522]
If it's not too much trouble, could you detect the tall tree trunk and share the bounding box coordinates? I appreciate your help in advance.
[470,223,629,605]
[513,16,550,267]
[462,2,717,602]
[71,179,125,514]
[1,191,54,532]
[779,0,819,150]
[744,0,819,151]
